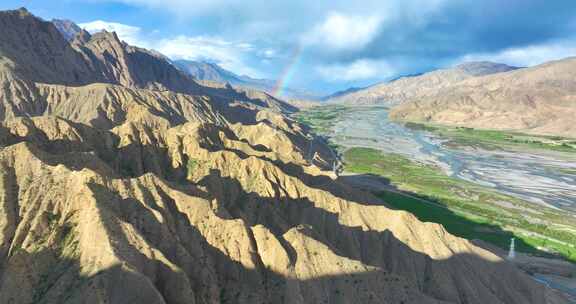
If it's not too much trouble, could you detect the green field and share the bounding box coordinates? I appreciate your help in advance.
[293,105,349,134]
[344,147,576,262]
[404,122,576,153]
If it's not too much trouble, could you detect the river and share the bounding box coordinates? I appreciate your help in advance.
[331,107,576,212]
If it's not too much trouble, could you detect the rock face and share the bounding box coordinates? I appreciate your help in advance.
[0,8,567,304]
[77,31,200,93]
[52,19,82,41]
[0,8,99,85]
[389,57,576,137]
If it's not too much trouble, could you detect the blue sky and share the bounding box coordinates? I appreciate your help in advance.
[2,0,576,95]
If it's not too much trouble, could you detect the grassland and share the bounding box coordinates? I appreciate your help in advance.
[404,122,576,153]
[344,147,576,261]
[293,105,349,134]
[295,106,576,154]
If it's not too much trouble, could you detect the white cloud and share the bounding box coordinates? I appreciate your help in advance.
[77,20,265,77]
[460,39,576,67]
[261,49,277,59]
[156,36,261,77]
[317,59,395,82]
[90,0,245,16]
[79,20,145,47]
[302,12,384,51]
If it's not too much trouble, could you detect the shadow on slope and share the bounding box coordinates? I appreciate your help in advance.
[6,118,560,259]
[4,118,561,262]
[337,172,569,261]
[1,176,549,304]
[0,121,561,302]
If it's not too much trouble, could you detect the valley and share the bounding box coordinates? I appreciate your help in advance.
[294,105,576,262]
[1,6,575,304]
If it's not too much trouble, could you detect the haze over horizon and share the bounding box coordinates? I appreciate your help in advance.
[2,0,576,94]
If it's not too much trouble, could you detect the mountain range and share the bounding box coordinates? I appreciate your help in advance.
[52,19,319,101]
[328,59,576,138]
[327,61,519,105]
[0,8,567,304]
[173,60,320,100]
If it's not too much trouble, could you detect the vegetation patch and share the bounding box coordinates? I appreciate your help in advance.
[344,147,576,262]
[295,106,576,261]
[293,105,349,134]
[404,123,576,153]
[187,157,200,176]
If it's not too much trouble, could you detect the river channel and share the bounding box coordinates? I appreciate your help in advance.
[331,107,576,212]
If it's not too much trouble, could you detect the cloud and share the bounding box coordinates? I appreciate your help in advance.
[90,0,244,16]
[302,12,384,51]
[73,0,576,92]
[79,20,145,46]
[260,49,277,59]
[78,20,266,77]
[459,39,576,67]
[316,59,395,82]
[156,36,261,76]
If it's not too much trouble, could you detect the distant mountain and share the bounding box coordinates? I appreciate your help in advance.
[52,19,82,41]
[174,60,250,84]
[321,86,365,101]
[390,57,576,138]
[51,19,319,101]
[174,59,320,100]
[327,61,519,105]
[454,61,522,76]
[387,72,424,83]
[327,58,576,137]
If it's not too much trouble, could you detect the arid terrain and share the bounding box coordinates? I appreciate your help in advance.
[0,7,572,304]
[329,59,576,138]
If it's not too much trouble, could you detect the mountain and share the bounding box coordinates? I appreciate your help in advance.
[390,57,576,137]
[324,59,576,137]
[174,59,320,100]
[0,8,565,304]
[321,86,365,101]
[174,60,258,84]
[51,19,82,41]
[50,19,318,102]
[454,61,522,76]
[327,61,518,105]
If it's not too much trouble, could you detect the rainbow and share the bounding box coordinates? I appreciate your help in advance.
[272,45,303,97]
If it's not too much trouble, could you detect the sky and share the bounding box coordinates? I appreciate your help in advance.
[3,0,576,95]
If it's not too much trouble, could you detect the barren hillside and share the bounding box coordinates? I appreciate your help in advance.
[0,8,567,304]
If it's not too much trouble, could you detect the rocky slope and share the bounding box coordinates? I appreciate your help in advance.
[390,57,576,137]
[328,57,576,138]
[52,19,82,41]
[0,8,568,304]
[327,62,518,105]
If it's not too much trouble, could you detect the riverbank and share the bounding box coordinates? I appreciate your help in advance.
[293,105,576,261]
[296,105,576,210]
[403,122,576,154]
[343,147,576,261]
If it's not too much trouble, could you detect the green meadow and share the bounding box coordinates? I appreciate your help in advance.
[344,147,576,261]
